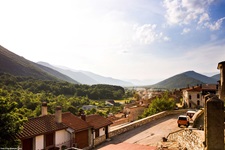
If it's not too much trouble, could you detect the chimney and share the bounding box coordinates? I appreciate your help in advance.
[41,102,48,116]
[79,109,86,121]
[55,106,62,123]
[81,113,86,121]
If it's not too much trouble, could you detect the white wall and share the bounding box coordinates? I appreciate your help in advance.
[55,129,71,149]
[99,127,105,136]
[35,135,44,150]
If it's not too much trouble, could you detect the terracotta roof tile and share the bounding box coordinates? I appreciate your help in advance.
[202,84,217,90]
[86,114,113,129]
[186,86,202,92]
[62,112,92,132]
[17,115,67,139]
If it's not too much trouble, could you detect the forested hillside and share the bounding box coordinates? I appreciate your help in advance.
[0,73,126,118]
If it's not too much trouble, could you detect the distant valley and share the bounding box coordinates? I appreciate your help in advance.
[0,45,220,88]
[37,61,133,86]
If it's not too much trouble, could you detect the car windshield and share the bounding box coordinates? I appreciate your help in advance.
[179,117,187,120]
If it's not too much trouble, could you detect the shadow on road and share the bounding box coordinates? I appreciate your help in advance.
[94,113,182,149]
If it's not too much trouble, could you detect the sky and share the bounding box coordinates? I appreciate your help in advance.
[0,0,225,84]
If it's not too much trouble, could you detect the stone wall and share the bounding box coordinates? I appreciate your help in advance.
[109,109,187,138]
[93,134,106,146]
[167,129,204,150]
[110,118,129,127]
[191,109,204,127]
[190,109,204,127]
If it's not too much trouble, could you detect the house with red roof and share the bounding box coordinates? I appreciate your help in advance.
[17,104,70,150]
[17,102,113,150]
[86,114,112,146]
[62,112,92,149]
[17,103,92,150]
[182,84,218,108]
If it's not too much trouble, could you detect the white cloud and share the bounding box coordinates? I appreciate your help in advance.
[198,13,210,24]
[133,24,170,45]
[181,28,191,34]
[163,0,214,26]
[205,17,225,31]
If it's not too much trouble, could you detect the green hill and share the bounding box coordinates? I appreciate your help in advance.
[0,45,79,83]
[150,71,217,89]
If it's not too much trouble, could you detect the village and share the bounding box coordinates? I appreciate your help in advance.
[18,80,219,150]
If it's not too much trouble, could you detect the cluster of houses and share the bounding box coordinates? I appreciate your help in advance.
[16,82,219,150]
[182,84,218,108]
[17,102,112,150]
[136,84,219,109]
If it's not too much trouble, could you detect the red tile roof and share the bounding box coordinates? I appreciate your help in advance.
[202,84,217,90]
[62,112,92,132]
[186,86,202,92]
[17,115,67,139]
[86,114,113,129]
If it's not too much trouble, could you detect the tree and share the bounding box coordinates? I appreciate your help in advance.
[133,93,140,101]
[0,97,27,147]
[141,92,176,118]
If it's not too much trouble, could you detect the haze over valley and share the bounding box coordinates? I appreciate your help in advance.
[0,0,224,85]
[0,45,220,88]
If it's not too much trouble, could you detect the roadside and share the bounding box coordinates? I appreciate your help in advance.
[94,113,183,150]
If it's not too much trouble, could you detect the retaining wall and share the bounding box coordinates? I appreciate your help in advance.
[109,109,187,138]
[191,109,204,127]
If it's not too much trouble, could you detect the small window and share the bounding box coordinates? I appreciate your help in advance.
[189,95,192,99]
[45,132,54,147]
[95,129,99,138]
[197,94,200,98]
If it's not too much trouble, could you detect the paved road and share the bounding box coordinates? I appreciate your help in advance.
[94,113,183,149]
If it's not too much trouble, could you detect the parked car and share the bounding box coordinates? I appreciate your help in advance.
[186,110,196,119]
[177,115,190,127]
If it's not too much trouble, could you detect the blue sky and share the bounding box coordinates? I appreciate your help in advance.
[0,0,225,84]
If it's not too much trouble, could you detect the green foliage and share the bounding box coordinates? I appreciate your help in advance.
[141,92,176,118]
[0,73,127,146]
[0,97,27,147]
[133,93,140,101]
[0,73,126,117]
[0,73,125,100]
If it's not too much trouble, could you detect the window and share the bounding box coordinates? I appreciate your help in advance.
[45,132,54,147]
[189,95,192,100]
[95,129,99,138]
[197,94,200,98]
[197,100,200,106]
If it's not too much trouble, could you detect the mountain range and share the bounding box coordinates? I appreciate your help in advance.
[0,45,220,88]
[151,71,219,89]
[37,62,133,86]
